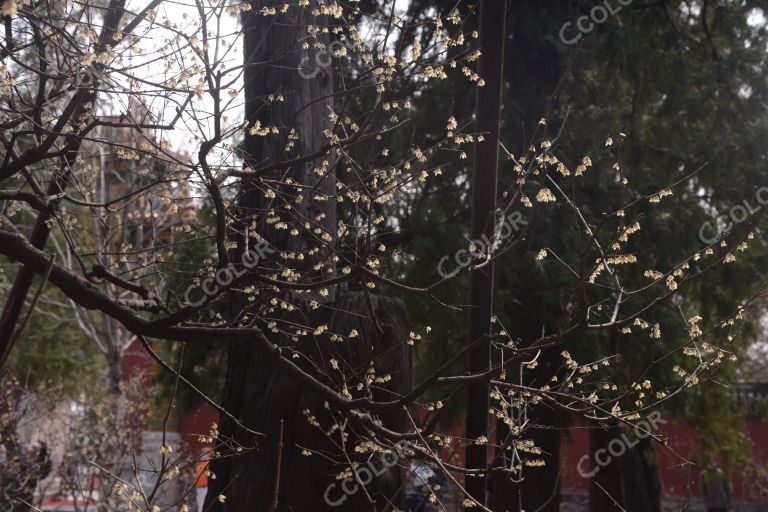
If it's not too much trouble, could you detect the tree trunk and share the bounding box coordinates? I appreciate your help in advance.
[492,300,562,512]
[205,2,409,510]
[491,407,561,512]
[490,2,564,509]
[207,293,411,511]
[589,426,661,512]
[465,0,507,507]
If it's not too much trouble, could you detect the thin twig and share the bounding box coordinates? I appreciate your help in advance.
[270,419,285,512]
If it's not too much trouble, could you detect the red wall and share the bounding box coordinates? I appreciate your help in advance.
[560,417,768,501]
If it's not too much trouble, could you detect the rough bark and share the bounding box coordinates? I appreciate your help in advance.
[205,2,410,510]
[206,292,411,511]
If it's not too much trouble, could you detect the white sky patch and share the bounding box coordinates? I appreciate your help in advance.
[101,0,246,171]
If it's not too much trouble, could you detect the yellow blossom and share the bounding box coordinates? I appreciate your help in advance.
[536,188,556,203]
[1,0,17,16]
